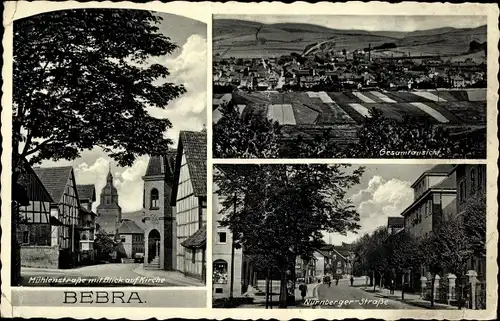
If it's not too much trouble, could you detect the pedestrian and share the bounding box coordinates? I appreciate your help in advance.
[390,279,395,295]
[350,275,354,287]
[335,277,339,286]
[299,283,307,301]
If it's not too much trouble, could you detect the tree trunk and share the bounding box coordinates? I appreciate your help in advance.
[373,271,376,292]
[11,201,21,286]
[229,196,236,299]
[380,273,384,290]
[265,268,270,309]
[229,240,235,299]
[401,273,405,300]
[430,274,435,308]
[279,269,288,308]
[11,160,22,286]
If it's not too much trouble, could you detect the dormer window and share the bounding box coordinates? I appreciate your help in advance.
[150,188,159,209]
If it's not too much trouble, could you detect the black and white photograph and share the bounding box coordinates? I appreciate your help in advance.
[10,8,207,288]
[212,15,487,159]
[212,164,486,310]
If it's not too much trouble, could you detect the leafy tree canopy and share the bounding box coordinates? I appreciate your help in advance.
[214,164,364,270]
[213,102,281,158]
[13,9,186,168]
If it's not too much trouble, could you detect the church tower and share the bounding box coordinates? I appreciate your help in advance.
[142,151,177,270]
[96,166,122,238]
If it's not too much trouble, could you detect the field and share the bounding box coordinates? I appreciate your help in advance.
[214,89,487,127]
[213,19,487,59]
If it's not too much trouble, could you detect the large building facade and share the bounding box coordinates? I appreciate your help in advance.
[402,164,457,239]
[212,166,243,298]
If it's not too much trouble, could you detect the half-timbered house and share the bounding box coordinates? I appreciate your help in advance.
[171,131,207,282]
[33,166,81,268]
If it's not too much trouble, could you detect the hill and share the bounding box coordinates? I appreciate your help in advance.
[213,19,486,58]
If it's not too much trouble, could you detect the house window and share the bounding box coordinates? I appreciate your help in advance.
[218,232,227,244]
[150,188,159,209]
[459,180,466,203]
[22,231,30,244]
[470,168,476,194]
[215,288,223,294]
[337,261,342,268]
[213,260,228,284]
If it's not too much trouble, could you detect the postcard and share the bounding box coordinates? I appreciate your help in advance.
[1,1,498,320]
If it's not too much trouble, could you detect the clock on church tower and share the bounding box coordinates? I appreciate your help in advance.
[142,210,160,225]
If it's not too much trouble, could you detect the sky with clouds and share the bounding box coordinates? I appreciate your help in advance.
[325,164,434,246]
[36,11,207,213]
[216,15,486,32]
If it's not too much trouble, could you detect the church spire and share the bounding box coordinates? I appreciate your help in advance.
[107,164,113,183]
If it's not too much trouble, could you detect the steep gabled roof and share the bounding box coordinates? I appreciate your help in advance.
[15,159,54,204]
[145,155,163,177]
[118,219,144,234]
[171,131,207,204]
[77,184,96,202]
[33,166,74,203]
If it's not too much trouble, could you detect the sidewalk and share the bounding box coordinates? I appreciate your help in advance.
[361,286,458,310]
[237,282,319,309]
[132,265,204,287]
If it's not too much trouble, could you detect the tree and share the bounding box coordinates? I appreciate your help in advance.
[352,233,373,282]
[213,102,281,158]
[215,164,364,308]
[462,190,486,258]
[386,231,420,300]
[419,216,471,307]
[13,9,185,169]
[94,227,115,262]
[282,129,350,158]
[366,227,390,291]
[353,108,485,159]
[12,9,186,285]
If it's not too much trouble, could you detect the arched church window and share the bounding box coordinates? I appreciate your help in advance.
[150,188,159,209]
[213,260,228,284]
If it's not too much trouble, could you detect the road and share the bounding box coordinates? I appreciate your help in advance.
[21,263,177,287]
[313,279,420,309]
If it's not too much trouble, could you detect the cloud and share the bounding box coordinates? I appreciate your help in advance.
[352,176,414,235]
[147,34,207,144]
[74,156,148,213]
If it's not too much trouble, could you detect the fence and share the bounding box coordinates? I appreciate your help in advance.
[423,275,486,310]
